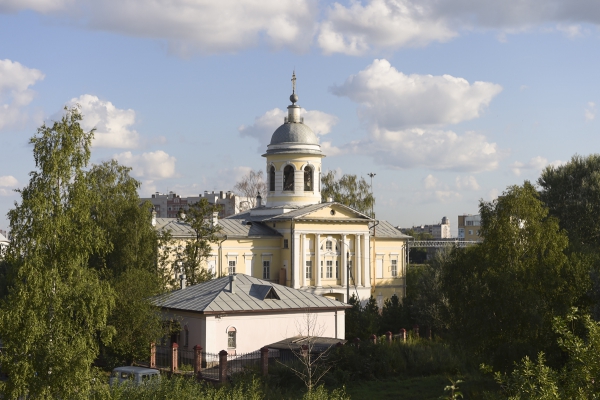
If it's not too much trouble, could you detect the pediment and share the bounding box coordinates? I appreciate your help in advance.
[297,204,370,221]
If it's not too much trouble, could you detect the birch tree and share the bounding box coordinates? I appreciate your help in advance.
[0,107,115,399]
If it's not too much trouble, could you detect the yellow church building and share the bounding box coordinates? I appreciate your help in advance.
[155,79,410,305]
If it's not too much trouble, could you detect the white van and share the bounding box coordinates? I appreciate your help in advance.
[109,366,160,386]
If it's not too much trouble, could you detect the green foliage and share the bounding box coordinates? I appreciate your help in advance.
[440,378,464,400]
[321,171,374,216]
[344,295,381,339]
[405,248,452,333]
[380,294,405,335]
[0,106,115,399]
[86,160,158,279]
[538,154,600,253]
[170,198,221,285]
[442,182,589,368]
[104,268,165,367]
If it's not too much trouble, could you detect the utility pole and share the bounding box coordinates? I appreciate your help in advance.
[367,173,376,292]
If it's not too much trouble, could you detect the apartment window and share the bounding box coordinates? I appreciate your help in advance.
[391,259,398,277]
[335,260,339,279]
[305,261,312,279]
[263,260,270,280]
[468,230,473,235]
[228,260,236,275]
[283,239,289,249]
[326,261,333,278]
[326,240,332,251]
[227,327,236,349]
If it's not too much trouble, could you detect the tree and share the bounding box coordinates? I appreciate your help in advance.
[234,169,267,209]
[321,171,375,217]
[86,160,158,278]
[442,182,589,368]
[105,268,164,366]
[173,198,222,286]
[405,229,434,264]
[538,154,600,253]
[0,107,115,398]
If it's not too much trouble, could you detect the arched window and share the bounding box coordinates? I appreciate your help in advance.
[227,327,237,349]
[269,166,275,191]
[304,166,313,191]
[283,165,294,191]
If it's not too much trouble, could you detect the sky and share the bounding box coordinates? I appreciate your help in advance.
[0,0,599,236]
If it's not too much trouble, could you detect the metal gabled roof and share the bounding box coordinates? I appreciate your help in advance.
[154,217,280,239]
[372,220,412,239]
[153,274,350,314]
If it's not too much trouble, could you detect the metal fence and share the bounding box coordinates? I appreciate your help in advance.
[155,345,171,369]
[178,347,195,373]
[227,350,262,375]
[200,351,220,381]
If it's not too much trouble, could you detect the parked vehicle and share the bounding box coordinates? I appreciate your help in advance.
[109,366,160,386]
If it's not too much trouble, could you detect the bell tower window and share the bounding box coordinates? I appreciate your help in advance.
[283,165,294,191]
[304,166,313,191]
[269,166,275,191]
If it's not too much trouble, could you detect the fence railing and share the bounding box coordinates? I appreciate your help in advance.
[148,344,319,382]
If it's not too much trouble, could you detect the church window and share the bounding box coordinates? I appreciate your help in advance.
[304,166,313,191]
[283,165,294,191]
[326,261,333,278]
[228,260,236,275]
[263,260,270,279]
[269,166,275,191]
[391,259,398,277]
[326,240,332,251]
[305,261,312,279]
[320,261,323,278]
[283,239,289,249]
[227,327,237,349]
[336,260,339,279]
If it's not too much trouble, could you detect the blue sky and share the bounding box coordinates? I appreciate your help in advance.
[0,1,599,235]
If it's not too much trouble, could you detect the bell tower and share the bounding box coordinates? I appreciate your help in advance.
[262,72,325,208]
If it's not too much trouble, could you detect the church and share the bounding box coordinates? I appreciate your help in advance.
[155,75,410,305]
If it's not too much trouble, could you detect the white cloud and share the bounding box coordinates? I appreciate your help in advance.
[1,0,317,55]
[0,175,18,196]
[67,94,140,148]
[556,24,585,38]
[345,127,500,172]
[0,59,44,130]
[423,174,438,189]
[239,107,338,151]
[455,175,480,190]
[318,0,457,55]
[510,156,562,176]
[488,188,499,201]
[331,59,502,129]
[585,101,596,121]
[113,150,176,181]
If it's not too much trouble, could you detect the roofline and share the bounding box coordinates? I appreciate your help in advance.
[265,202,374,222]
[160,305,352,315]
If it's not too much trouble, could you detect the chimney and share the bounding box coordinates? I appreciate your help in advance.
[229,274,236,294]
[151,208,157,226]
[256,192,262,207]
[212,211,219,227]
[180,273,187,290]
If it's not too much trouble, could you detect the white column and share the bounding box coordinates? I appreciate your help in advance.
[356,234,362,287]
[315,233,321,287]
[301,234,306,287]
[363,234,371,288]
[293,232,301,288]
[341,234,347,287]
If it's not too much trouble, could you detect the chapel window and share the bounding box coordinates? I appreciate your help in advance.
[326,240,332,251]
[283,165,294,191]
[304,166,313,191]
[228,327,237,349]
[269,166,275,191]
